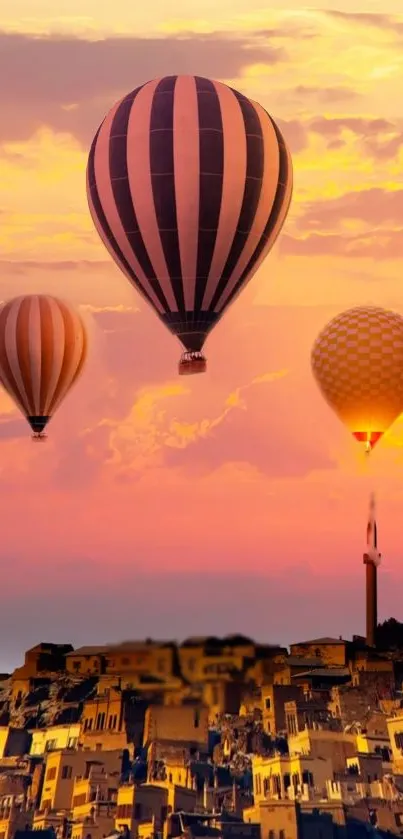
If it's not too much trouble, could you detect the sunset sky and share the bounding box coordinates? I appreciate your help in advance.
[1,0,403,670]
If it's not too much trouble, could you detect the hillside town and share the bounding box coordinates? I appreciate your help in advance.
[1,631,403,839]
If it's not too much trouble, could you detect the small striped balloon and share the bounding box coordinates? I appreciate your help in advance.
[87,75,293,375]
[0,294,88,438]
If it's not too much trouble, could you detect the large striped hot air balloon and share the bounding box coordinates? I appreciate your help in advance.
[0,294,88,438]
[311,306,403,454]
[87,75,293,375]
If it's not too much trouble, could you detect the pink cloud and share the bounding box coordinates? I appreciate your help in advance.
[0,31,286,144]
[280,230,403,259]
[324,10,403,35]
[309,116,403,161]
[277,118,308,154]
[293,85,361,103]
[297,188,403,230]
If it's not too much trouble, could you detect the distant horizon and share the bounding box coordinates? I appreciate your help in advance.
[3,617,401,675]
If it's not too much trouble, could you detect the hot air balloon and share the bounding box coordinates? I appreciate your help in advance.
[0,294,88,439]
[86,75,293,375]
[311,306,403,454]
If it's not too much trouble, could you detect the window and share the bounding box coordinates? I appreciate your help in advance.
[45,739,57,752]
[67,737,78,749]
[73,661,81,672]
[194,709,200,728]
[96,712,106,730]
[268,831,275,839]
[395,732,403,750]
[46,766,57,781]
[279,831,285,839]
[73,794,87,808]
[41,799,52,811]
[134,803,142,819]
[62,765,72,780]
[117,804,132,818]
[169,773,173,783]
[265,697,271,710]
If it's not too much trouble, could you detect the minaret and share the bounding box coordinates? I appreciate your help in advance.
[363,493,381,647]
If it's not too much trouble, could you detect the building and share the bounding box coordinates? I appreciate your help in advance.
[387,712,403,772]
[244,798,346,839]
[178,637,256,684]
[289,638,349,667]
[252,753,333,801]
[80,684,147,750]
[288,726,357,773]
[65,647,108,676]
[38,749,124,812]
[12,644,73,682]
[143,705,209,751]
[66,642,178,683]
[261,686,303,735]
[70,760,119,839]
[30,724,80,756]
[115,780,196,839]
[0,728,31,759]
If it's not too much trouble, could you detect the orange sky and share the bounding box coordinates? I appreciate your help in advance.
[0,1,403,667]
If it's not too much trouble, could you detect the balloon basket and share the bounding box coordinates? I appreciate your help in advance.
[178,352,207,376]
[32,433,48,442]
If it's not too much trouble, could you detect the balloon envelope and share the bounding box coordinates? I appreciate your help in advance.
[0,294,88,436]
[86,74,293,372]
[311,305,403,452]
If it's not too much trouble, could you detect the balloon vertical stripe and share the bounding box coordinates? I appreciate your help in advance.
[173,75,200,312]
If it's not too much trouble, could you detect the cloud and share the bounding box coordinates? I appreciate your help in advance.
[163,369,336,478]
[277,118,308,154]
[324,10,403,35]
[0,417,26,441]
[77,371,291,481]
[0,259,111,274]
[297,188,403,231]
[280,230,403,260]
[292,85,361,103]
[0,30,286,144]
[308,116,403,160]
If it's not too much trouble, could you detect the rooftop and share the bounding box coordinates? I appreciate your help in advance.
[291,667,350,679]
[291,637,347,647]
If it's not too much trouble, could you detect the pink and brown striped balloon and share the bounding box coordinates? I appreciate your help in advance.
[0,295,87,437]
[87,75,293,374]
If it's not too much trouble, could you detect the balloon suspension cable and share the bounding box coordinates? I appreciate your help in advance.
[179,351,207,376]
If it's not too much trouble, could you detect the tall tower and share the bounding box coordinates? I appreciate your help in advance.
[363,493,381,647]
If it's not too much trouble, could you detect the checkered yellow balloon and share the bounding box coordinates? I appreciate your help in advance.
[311,306,403,452]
